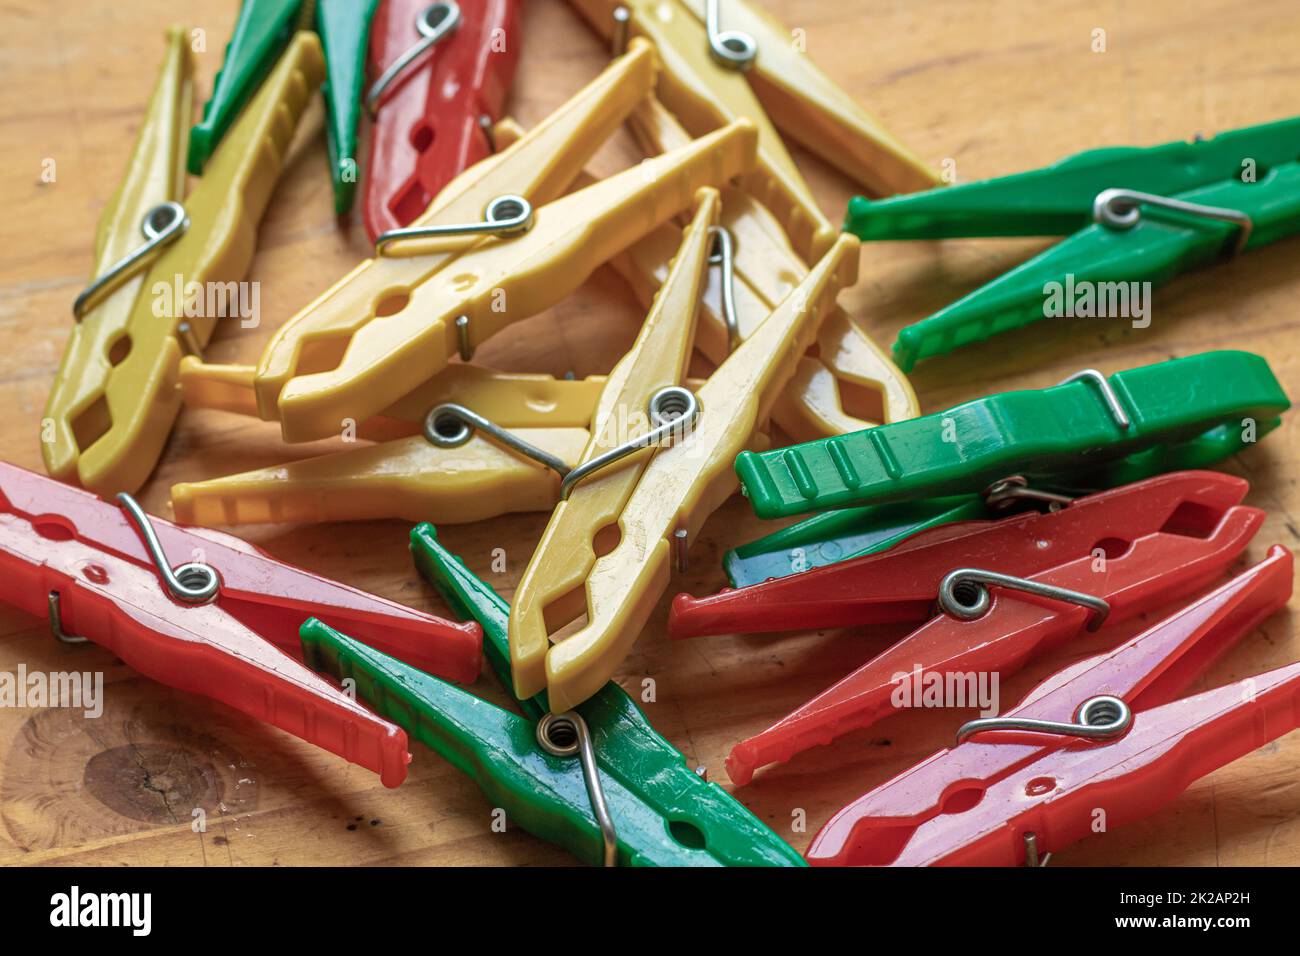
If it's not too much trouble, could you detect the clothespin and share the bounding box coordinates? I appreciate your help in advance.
[842,116,1300,369]
[511,230,860,712]
[271,120,756,444]
[804,546,1294,866]
[395,523,806,865]
[364,0,523,239]
[0,461,486,787]
[735,350,1289,520]
[613,96,918,440]
[723,375,1283,587]
[667,471,1265,783]
[45,30,324,496]
[188,0,377,214]
[569,0,939,262]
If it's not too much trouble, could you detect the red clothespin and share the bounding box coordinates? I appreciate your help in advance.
[805,546,1295,866]
[0,461,483,787]
[363,0,522,241]
[666,471,1264,784]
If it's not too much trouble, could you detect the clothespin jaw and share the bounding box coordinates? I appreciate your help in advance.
[508,188,719,702]
[42,27,192,492]
[302,615,804,865]
[617,97,919,441]
[736,350,1289,520]
[0,461,503,788]
[187,0,309,173]
[45,32,325,496]
[273,117,758,443]
[521,234,861,712]
[805,546,1294,865]
[364,0,523,239]
[698,471,1266,785]
[570,0,836,262]
[318,0,381,214]
[250,37,657,419]
[845,115,1300,240]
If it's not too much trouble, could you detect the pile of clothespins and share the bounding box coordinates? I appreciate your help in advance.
[15,0,1300,867]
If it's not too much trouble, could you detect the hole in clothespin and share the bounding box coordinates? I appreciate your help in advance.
[668,820,707,850]
[1089,537,1132,561]
[70,396,112,458]
[106,333,132,367]
[33,517,77,541]
[374,290,412,317]
[1159,500,1225,539]
[835,378,888,426]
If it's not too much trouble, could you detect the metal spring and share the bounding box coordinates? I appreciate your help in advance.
[365,1,462,117]
[955,694,1133,745]
[938,567,1110,631]
[424,403,572,477]
[559,386,701,500]
[1093,187,1253,257]
[374,194,534,255]
[706,0,757,70]
[73,201,189,321]
[117,492,221,604]
[536,712,618,867]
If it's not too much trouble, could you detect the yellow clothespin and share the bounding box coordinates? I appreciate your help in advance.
[43,30,324,495]
[568,0,938,264]
[510,232,862,711]
[617,97,918,439]
[271,115,756,444]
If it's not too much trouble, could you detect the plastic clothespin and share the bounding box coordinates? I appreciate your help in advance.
[724,366,1284,587]
[569,0,938,263]
[397,524,806,865]
[364,0,523,240]
[188,0,377,214]
[667,471,1265,784]
[613,96,918,441]
[841,116,1300,369]
[735,350,1289,520]
[513,232,861,713]
[272,121,756,444]
[805,546,1294,866]
[45,30,324,496]
[507,186,719,701]
[0,461,486,787]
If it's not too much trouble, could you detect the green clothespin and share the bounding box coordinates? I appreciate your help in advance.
[189,0,376,214]
[736,350,1289,521]
[842,116,1300,370]
[297,525,805,867]
[725,414,1279,586]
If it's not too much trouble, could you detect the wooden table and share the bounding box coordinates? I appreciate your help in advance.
[1,0,1298,866]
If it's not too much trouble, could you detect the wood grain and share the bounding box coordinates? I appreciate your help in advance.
[1,0,1298,866]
